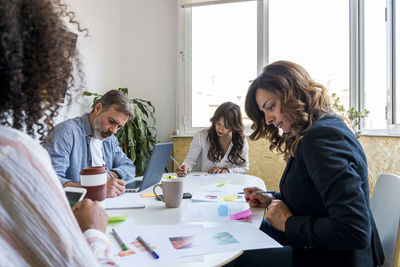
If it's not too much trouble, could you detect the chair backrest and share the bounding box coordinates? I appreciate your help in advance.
[370,173,400,267]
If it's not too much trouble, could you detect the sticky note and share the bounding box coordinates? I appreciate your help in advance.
[217,179,231,187]
[229,209,252,220]
[108,215,128,224]
[220,194,237,201]
[217,205,228,216]
[141,193,156,198]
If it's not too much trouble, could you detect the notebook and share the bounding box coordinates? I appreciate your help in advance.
[125,142,173,192]
[105,192,145,209]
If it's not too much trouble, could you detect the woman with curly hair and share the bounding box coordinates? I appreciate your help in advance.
[225,61,384,267]
[176,101,249,176]
[0,0,115,266]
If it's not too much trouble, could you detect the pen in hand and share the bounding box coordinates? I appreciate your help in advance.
[104,164,116,180]
[137,236,159,259]
[238,190,276,195]
[170,155,186,175]
[112,228,128,251]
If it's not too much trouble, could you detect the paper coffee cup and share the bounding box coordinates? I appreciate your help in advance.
[80,166,107,208]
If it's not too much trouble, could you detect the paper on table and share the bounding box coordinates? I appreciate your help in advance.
[107,222,203,265]
[157,223,282,258]
[197,183,245,193]
[182,202,251,222]
[105,193,146,209]
[191,191,246,203]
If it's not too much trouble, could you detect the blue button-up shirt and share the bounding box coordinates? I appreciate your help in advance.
[44,113,135,185]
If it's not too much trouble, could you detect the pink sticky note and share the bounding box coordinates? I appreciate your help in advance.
[229,209,252,220]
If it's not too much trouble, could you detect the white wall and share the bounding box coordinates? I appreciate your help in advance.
[56,0,121,123]
[120,0,178,142]
[57,0,178,143]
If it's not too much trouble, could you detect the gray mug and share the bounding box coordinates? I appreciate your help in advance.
[153,179,183,208]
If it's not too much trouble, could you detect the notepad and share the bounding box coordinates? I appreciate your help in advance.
[105,193,146,209]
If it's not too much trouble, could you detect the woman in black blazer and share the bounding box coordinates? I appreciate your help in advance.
[227,61,384,267]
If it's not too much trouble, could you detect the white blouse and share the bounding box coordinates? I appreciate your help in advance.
[182,129,249,174]
[0,126,115,266]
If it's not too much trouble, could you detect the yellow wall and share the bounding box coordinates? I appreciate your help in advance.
[172,135,400,194]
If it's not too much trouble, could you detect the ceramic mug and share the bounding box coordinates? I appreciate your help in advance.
[153,179,183,208]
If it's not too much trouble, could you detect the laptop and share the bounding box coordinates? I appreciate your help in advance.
[125,142,173,192]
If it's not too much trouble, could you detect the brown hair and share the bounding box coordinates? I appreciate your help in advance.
[93,90,134,119]
[207,102,246,166]
[0,0,87,140]
[245,61,333,157]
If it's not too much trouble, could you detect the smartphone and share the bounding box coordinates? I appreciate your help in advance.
[64,187,87,208]
[156,192,192,201]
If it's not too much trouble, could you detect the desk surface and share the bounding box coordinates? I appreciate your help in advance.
[107,173,266,267]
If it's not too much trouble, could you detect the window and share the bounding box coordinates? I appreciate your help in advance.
[269,0,349,109]
[178,1,257,133]
[178,0,400,136]
[363,0,387,129]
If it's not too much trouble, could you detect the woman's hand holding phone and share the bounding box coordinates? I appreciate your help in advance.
[72,199,108,233]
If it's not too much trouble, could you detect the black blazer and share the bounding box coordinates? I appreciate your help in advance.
[276,115,384,267]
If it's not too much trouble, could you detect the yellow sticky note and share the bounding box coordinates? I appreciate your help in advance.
[141,193,156,198]
[220,194,237,201]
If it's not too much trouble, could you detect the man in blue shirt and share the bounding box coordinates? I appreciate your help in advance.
[44,90,135,197]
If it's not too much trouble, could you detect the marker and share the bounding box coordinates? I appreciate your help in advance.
[112,228,128,251]
[170,155,186,175]
[137,236,159,259]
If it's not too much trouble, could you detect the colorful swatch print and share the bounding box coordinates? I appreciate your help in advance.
[118,249,136,257]
[169,236,195,250]
[211,232,239,245]
[131,240,156,252]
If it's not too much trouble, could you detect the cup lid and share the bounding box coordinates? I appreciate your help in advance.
[80,166,107,175]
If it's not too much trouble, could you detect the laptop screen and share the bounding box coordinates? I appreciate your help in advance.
[125,142,173,192]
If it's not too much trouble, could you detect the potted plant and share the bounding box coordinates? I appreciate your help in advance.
[331,93,369,138]
[83,88,158,176]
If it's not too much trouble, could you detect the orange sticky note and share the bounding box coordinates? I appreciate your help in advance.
[141,193,155,198]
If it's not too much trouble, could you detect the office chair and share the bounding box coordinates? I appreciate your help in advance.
[370,173,400,267]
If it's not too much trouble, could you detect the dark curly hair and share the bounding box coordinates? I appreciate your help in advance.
[0,0,88,140]
[245,61,333,157]
[207,101,246,166]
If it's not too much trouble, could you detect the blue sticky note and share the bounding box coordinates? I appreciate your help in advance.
[217,205,228,216]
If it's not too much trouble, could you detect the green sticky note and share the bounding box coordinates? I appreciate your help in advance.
[108,216,128,224]
[217,180,231,187]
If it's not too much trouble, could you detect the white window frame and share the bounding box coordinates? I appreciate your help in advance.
[360,0,400,136]
[177,0,400,137]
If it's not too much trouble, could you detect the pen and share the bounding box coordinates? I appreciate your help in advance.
[137,236,159,259]
[238,190,276,194]
[104,164,116,180]
[112,228,128,251]
[170,155,186,175]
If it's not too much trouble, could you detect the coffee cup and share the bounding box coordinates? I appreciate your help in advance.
[80,166,107,208]
[153,179,183,208]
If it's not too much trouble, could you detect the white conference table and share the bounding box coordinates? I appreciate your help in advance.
[107,172,267,267]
